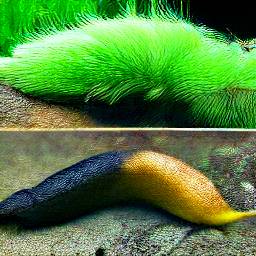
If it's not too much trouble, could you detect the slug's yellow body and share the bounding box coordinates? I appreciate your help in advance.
[121,151,256,225]
[0,150,255,226]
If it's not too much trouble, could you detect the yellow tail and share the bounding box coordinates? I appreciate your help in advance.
[211,210,256,225]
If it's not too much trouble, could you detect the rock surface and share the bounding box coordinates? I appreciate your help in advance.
[0,85,97,128]
[0,84,192,128]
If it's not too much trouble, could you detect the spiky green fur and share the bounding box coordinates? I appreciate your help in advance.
[0,0,183,56]
[0,0,255,127]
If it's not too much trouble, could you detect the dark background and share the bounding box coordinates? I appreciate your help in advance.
[188,1,254,39]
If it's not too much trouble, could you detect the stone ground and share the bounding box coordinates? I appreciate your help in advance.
[1,131,256,255]
[0,84,192,128]
[0,85,97,128]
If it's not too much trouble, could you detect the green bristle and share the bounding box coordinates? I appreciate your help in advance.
[1,1,256,128]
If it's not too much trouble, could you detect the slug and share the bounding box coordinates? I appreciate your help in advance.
[1,150,255,226]
[0,1,256,128]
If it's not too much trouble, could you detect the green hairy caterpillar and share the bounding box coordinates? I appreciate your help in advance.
[0,0,255,128]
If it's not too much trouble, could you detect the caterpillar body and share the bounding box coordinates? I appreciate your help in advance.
[1,150,255,226]
[0,0,256,128]
[0,1,255,127]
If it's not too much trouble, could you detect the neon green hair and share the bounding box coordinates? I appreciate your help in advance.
[0,0,255,127]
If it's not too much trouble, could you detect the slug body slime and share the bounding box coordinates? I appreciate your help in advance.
[0,0,255,127]
[0,151,255,226]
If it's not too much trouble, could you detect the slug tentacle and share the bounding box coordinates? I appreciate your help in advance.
[0,150,255,226]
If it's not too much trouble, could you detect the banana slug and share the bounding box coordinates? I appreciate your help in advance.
[0,150,255,226]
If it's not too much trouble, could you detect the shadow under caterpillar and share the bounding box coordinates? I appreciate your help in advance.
[0,1,255,128]
[1,150,255,227]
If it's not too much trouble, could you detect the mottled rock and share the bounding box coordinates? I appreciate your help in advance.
[0,85,96,128]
